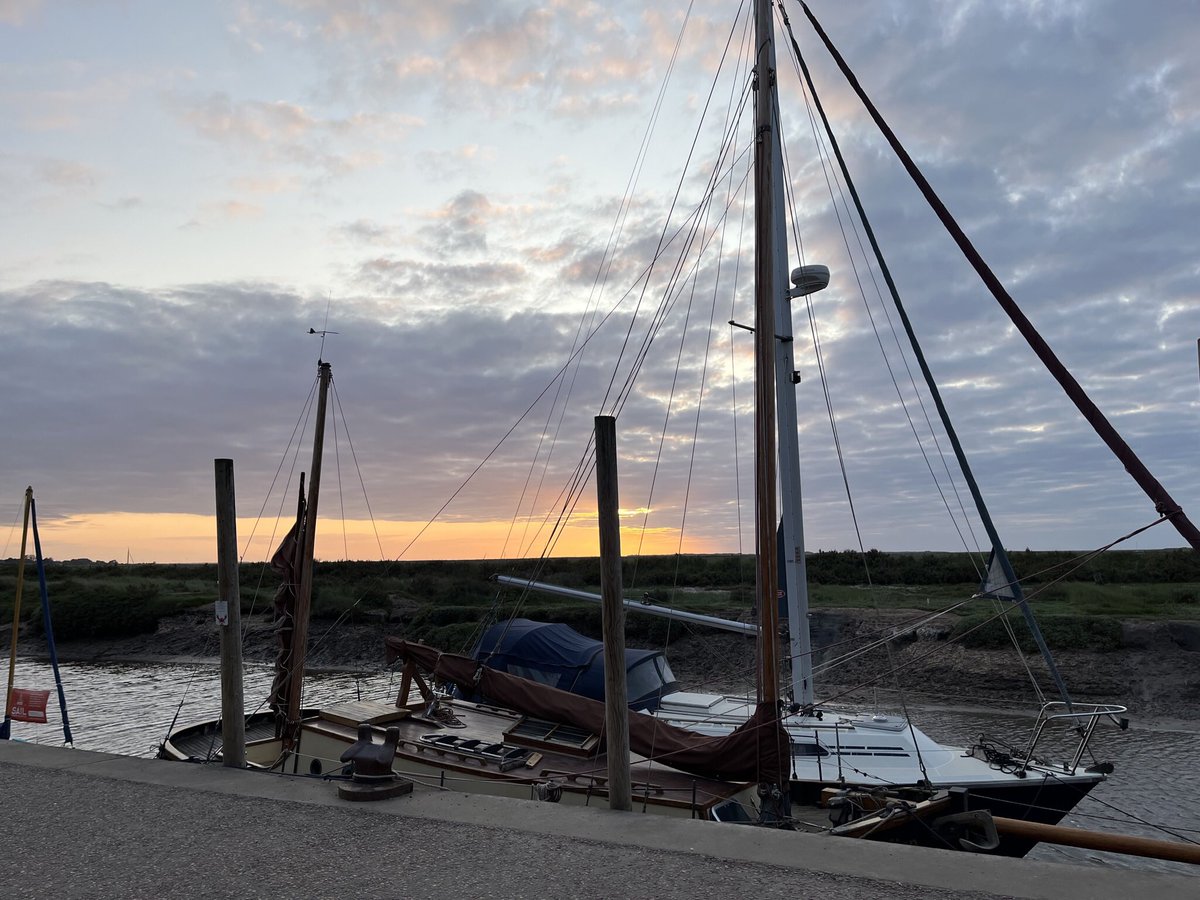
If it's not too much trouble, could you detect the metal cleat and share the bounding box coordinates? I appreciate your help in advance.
[336,724,414,801]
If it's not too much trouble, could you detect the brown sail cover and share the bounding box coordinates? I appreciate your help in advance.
[385,637,788,785]
[267,515,302,714]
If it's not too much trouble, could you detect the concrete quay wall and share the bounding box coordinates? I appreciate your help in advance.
[0,741,1193,899]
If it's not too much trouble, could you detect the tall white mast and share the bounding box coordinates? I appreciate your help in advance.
[755,0,818,708]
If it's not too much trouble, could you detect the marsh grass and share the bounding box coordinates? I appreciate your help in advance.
[1,550,1196,645]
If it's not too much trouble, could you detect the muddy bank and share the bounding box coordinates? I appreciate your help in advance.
[16,606,1200,721]
[662,610,1200,721]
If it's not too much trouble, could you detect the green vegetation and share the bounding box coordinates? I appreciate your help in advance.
[950,613,1125,652]
[0,549,1196,647]
[0,564,217,641]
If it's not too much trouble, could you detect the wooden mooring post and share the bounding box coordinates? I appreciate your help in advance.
[595,415,631,811]
[214,458,246,768]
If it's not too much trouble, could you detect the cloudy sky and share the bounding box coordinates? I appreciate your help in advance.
[1,0,1197,565]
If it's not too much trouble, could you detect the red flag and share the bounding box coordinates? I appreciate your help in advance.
[10,688,51,723]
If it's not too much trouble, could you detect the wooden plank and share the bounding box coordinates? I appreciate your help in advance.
[993,816,1200,865]
[318,700,411,729]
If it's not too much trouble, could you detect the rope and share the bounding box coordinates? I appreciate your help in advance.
[797,0,1200,553]
[498,0,702,566]
[812,517,1169,708]
[809,512,1171,708]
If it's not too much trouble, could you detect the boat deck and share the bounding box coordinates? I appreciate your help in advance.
[295,697,758,819]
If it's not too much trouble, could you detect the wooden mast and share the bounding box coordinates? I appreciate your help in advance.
[753,0,788,811]
[282,360,332,755]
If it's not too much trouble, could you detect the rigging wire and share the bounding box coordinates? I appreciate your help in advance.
[808,514,1175,688]
[494,145,759,649]
[598,1,742,417]
[780,0,1076,708]
[379,97,762,591]
[0,501,22,559]
[627,82,754,568]
[780,39,970,577]
[666,30,753,601]
[332,391,348,562]
[490,111,758,644]
[721,14,755,611]
[811,514,1172,706]
[497,0,702,568]
[512,129,758,576]
[238,374,317,643]
[290,377,404,669]
[775,0,1044,756]
[779,4,988,573]
[633,8,758,774]
[236,374,317,566]
[605,90,756,428]
[770,41,935,775]
[385,175,751,575]
[330,384,387,562]
[810,599,975,676]
[992,591,1049,706]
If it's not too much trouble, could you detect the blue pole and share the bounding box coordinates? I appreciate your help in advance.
[30,498,73,745]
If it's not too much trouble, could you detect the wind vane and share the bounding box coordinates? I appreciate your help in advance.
[308,326,339,360]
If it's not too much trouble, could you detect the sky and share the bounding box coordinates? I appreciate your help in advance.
[1,0,1197,565]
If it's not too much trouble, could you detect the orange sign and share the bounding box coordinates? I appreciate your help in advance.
[10,688,51,723]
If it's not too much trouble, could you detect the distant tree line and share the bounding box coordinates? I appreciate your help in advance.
[1,549,1196,644]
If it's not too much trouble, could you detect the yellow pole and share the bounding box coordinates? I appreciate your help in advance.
[4,487,33,722]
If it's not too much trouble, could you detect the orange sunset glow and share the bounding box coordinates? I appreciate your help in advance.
[20,511,710,565]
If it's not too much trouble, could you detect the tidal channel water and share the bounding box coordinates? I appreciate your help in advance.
[6,657,1198,877]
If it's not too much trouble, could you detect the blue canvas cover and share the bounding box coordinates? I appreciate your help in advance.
[470,618,677,711]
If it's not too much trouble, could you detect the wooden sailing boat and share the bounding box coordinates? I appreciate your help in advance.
[160,357,778,821]
[276,0,798,824]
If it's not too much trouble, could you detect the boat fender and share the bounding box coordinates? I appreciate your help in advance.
[825,788,864,826]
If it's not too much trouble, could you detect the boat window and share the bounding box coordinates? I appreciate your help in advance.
[505,717,599,756]
[509,719,594,748]
[792,740,830,757]
[655,656,676,685]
